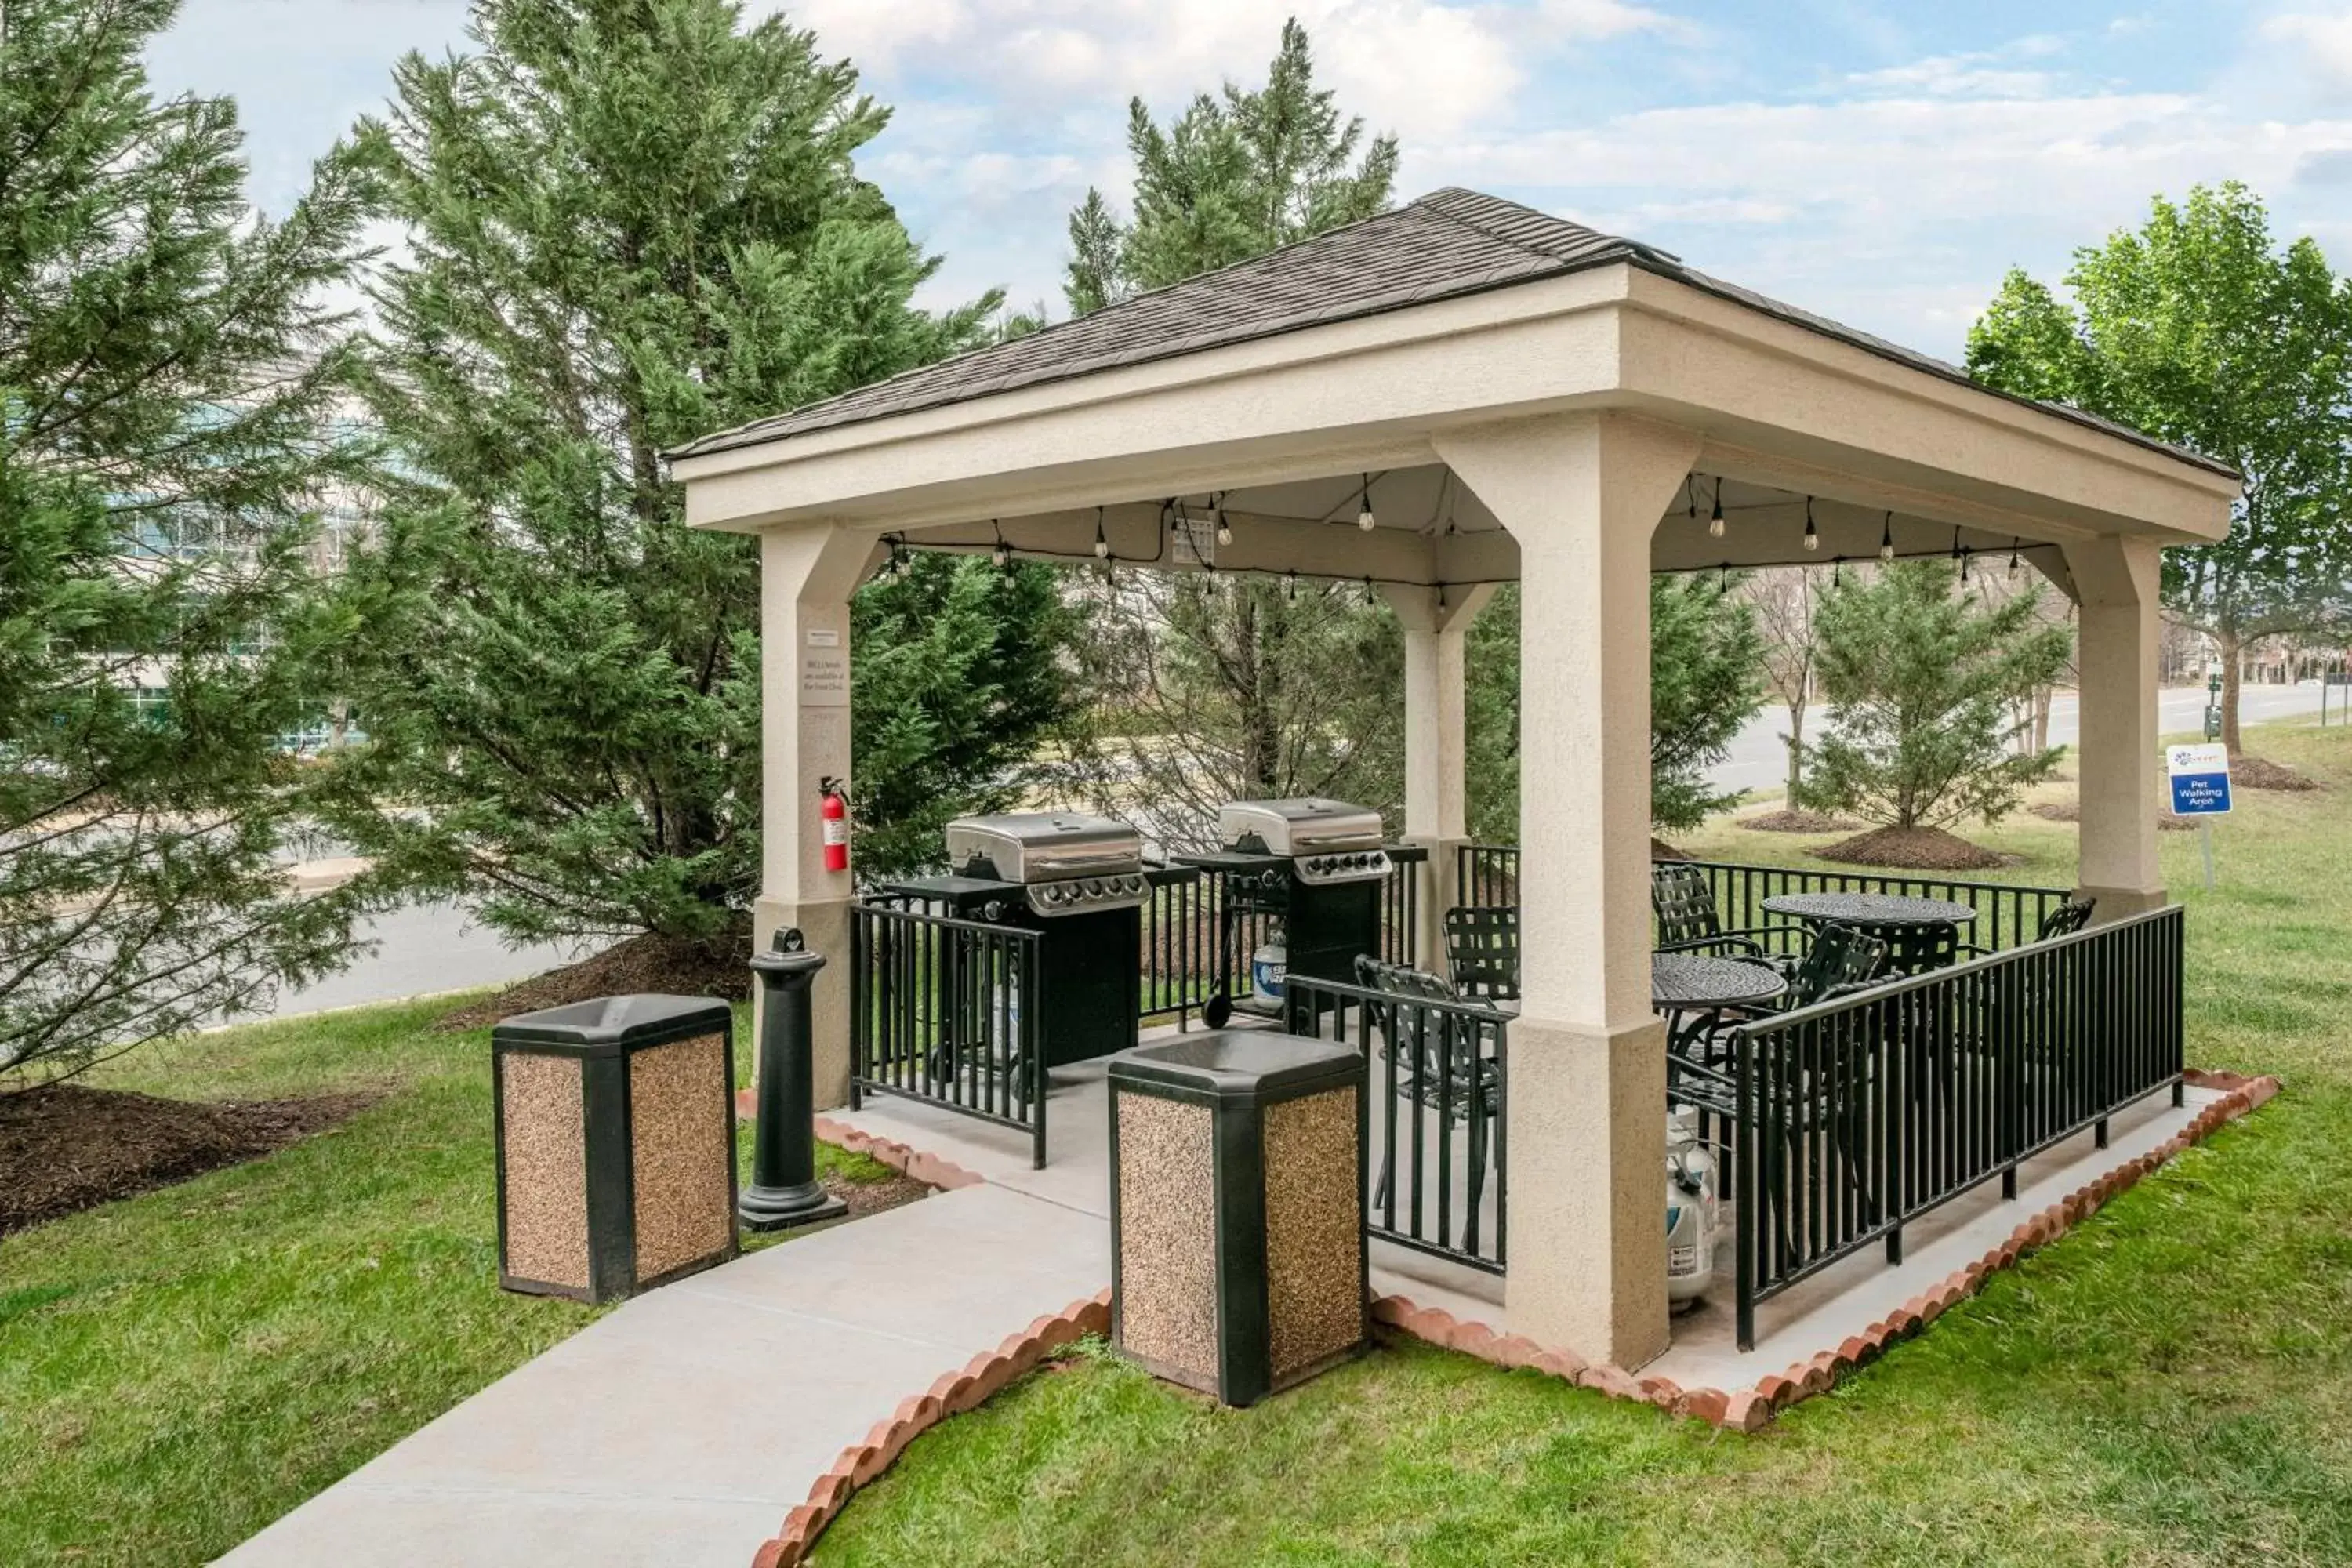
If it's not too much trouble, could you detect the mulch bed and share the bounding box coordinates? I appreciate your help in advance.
[2030,801,2198,832]
[1809,824,2013,871]
[2233,754,2321,792]
[826,1170,931,1222]
[436,931,750,1033]
[1740,808,1864,834]
[0,1083,379,1236]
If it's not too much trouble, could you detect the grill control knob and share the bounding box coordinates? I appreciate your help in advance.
[1085,879,1102,896]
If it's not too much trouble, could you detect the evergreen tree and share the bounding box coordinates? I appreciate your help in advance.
[1060,20,1405,836]
[0,0,374,1081]
[327,0,1052,958]
[1802,561,2072,836]
[1461,578,1765,840]
[1967,183,2352,759]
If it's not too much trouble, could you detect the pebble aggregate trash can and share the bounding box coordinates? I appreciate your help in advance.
[492,994,738,1304]
[1107,1030,1367,1406]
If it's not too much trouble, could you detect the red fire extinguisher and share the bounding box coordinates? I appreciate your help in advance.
[818,776,850,873]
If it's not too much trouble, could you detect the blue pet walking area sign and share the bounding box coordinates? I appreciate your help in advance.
[2167,743,2233,815]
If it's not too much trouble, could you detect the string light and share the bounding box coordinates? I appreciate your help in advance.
[989,521,1011,572]
[1708,478,1726,539]
[1214,493,1232,548]
[1286,568,1298,602]
[1357,474,1377,532]
[1362,573,1375,606]
[1878,511,1895,562]
[1802,495,1819,552]
[1686,476,1699,519]
[1950,524,1964,565]
[2008,537,2023,578]
[1832,555,1846,590]
[1717,561,1732,596]
[1093,507,1109,560]
[1960,546,1973,583]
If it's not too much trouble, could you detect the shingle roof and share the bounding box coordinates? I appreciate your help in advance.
[667,188,2234,478]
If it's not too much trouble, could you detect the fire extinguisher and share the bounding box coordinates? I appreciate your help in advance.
[818,776,849,873]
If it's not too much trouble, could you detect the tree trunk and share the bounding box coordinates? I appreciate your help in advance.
[2217,626,2245,755]
[1784,701,1806,804]
[2032,684,2052,754]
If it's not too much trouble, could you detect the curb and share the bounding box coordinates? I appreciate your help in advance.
[1371,1069,2280,1432]
[746,1290,1112,1568]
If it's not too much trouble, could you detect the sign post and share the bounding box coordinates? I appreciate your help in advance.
[2166,742,2232,891]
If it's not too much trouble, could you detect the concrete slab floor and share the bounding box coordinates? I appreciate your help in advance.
[215,1183,1109,1568]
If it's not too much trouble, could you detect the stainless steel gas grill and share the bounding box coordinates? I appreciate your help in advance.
[884,811,1145,1071]
[1176,797,1394,1026]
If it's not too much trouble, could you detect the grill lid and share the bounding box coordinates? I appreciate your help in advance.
[944,811,1142,884]
[1218,797,1384,858]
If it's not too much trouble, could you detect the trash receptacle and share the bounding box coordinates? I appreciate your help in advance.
[492,994,737,1304]
[1107,1030,1367,1406]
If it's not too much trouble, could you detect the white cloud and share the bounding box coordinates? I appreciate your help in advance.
[2260,9,2352,101]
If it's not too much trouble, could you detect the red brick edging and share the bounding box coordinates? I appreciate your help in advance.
[1372,1069,2281,1433]
[747,1289,1112,1568]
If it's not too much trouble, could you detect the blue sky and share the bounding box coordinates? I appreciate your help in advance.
[152,1,2352,360]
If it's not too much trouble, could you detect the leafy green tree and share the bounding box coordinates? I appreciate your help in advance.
[851,555,1085,877]
[1650,574,1768,832]
[1462,579,1765,840]
[1967,183,2352,756]
[1060,20,1404,835]
[1801,561,2072,833]
[0,0,374,1082]
[327,0,1028,957]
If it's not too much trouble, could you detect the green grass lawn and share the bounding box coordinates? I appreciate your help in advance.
[0,997,894,1566]
[6,724,2348,1566]
[815,721,2352,1568]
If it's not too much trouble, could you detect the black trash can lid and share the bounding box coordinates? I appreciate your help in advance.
[492,993,734,1054]
[1109,1030,1360,1103]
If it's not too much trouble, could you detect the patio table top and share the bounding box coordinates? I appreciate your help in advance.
[1652,952,1788,1011]
[1760,891,1977,928]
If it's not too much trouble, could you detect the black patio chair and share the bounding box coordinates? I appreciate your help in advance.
[1651,862,1794,963]
[1355,955,1504,1233]
[1958,896,2096,960]
[1443,905,1519,1002]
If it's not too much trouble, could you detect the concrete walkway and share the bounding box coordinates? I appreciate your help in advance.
[216,1183,1109,1568]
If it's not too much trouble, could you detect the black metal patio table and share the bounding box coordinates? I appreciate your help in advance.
[1652,951,1787,1056]
[1760,891,1976,975]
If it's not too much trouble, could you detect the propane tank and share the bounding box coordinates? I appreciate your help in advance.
[1250,942,1288,1007]
[1665,1106,1718,1312]
[819,776,849,873]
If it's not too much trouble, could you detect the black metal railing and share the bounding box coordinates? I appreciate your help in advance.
[1284,973,1507,1276]
[1454,844,2070,956]
[849,896,1047,1168]
[1137,847,1427,1027]
[1726,903,2184,1348]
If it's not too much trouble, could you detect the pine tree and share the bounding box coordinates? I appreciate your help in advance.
[0,0,375,1081]
[1802,562,2072,845]
[1060,20,1406,835]
[327,0,1058,960]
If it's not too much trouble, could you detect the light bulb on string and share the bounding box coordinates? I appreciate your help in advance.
[1357,474,1377,532]
[1960,546,1973,583]
[2008,537,2023,578]
[1832,555,1846,590]
[1214,494,1232,548]
[1950,524,1964,566]
[1093,508,1109,560]
[990,521,1011,572]
[1362,574,1375,607]
[1802,496,1818,552]
[1879,511,1895,561]
[1717,561,1731,596]
[1708,478,1726,539]
[1286,568,1298,602]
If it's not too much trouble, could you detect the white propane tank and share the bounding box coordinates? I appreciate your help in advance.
[1665,1106,1719,1312]
[1250,942,1287,1007]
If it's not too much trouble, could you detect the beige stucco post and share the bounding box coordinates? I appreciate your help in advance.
[757,522,876,1109]
[1435,412,1697,1370]
[2065,535,2168,918]
[1383,581,1498,973]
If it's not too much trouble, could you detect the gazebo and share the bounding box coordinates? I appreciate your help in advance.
[667,189,2237,1370]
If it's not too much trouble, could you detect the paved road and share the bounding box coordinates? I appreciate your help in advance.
[252,902,586,1022]
[1708,681,2332,797]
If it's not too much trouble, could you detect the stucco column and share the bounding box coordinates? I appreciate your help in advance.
[1382,581,1498,974]
[1434,413,1697,1371]
[757,523,876,1109]
[2065,535,2167,919]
